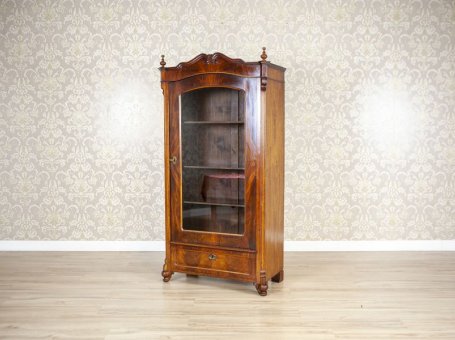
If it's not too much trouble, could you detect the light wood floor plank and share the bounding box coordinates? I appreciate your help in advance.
[0,252,454,339]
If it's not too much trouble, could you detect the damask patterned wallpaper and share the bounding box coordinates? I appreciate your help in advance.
[1,0,454,241]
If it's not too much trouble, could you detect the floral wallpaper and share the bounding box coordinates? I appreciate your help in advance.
[0,0,454,241]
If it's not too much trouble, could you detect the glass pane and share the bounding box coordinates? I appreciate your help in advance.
[181,88,245,235]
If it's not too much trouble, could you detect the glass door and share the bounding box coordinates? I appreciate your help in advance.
[180,88,245,235]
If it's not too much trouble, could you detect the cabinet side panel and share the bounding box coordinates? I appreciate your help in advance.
[264,78,285,280]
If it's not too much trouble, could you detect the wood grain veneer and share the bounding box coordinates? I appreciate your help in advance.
[160,49,285,295]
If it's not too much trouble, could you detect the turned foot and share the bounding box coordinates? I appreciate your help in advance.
[161,259,173,282]
[255,270,268,296]
[255,282,268,296]
[271,270,284,283]
[162,273,173,282]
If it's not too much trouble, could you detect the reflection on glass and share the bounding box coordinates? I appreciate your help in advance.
[181,88,245,235]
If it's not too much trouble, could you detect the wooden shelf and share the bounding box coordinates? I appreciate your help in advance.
[184,200,245,208]
[184,165,244,171]
[183,121,244,125]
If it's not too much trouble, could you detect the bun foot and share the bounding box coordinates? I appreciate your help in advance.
[161,259,173,282]
[255,282,268,296]
[255,270,268,296]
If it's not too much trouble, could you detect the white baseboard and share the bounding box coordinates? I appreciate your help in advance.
[0,240,454,251]
[0,241,164,251]
[285,240,455,251]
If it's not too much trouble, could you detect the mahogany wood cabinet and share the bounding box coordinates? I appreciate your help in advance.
[159,49,285,296]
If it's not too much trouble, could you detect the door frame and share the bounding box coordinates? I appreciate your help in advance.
[167,74,261,250]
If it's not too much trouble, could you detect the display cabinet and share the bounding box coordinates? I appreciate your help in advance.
[159,49,285,296]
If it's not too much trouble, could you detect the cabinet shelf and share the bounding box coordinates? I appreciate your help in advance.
[184,200,245,208]
[183,121,244,125]
[184,165,244,171]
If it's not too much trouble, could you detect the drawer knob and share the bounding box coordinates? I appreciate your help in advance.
[208,254,217,261]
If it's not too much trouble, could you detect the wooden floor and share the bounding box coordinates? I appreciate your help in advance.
[0,252,454,339]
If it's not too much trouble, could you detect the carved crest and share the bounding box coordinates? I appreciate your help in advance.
[174,52,246,69]
[159,49,284,84]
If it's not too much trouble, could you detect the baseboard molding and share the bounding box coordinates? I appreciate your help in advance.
[284,240,455,251]
[0,240,454,251]
[0,241,164,251]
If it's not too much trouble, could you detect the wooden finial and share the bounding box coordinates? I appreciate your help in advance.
[260,47,267,62]
[160,55,166,67]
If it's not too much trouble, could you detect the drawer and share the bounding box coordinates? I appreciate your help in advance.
[171,244,256,281]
